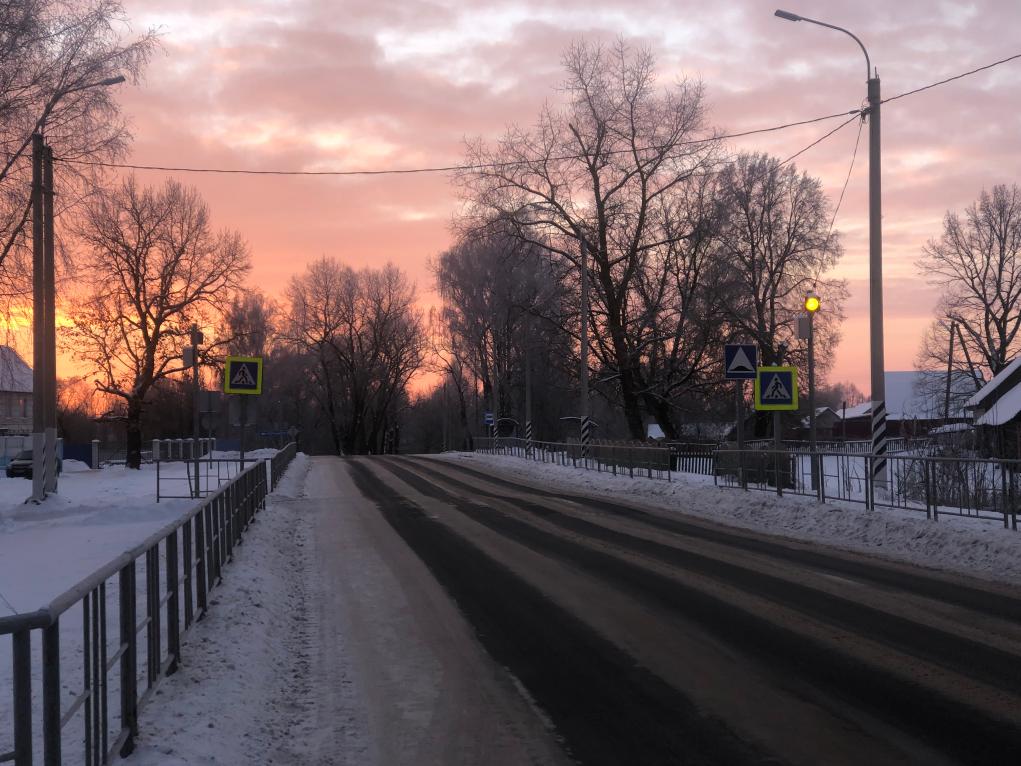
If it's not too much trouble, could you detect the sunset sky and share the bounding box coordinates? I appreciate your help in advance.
[105,0,1021,392]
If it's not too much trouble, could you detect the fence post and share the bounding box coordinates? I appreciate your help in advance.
[166,529,181,674]
[42,620,61,766]
[195,512,207,616]
[119,562,138,757]
[183,519,194,628]
[12,629,32,766]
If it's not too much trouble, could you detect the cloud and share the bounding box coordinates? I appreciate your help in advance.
[111,0,1021,390]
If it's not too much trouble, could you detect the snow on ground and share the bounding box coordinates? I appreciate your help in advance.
[0,456,284,763]
[435,452,1021,586]
[126,453,316,766]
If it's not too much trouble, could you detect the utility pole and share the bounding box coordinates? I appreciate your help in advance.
[774,9,887,486]
[30,133,45,503]
[43,145,57,494]
[579,238,591,459]
[944,321,957,423]
[190,325,202,498]
[774,344,787,497]
[524,319,533,456]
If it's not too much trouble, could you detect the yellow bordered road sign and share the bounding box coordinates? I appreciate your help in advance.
[754,366,798,411]
[224,356,263,395]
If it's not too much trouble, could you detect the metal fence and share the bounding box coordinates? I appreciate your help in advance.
[155,442,297,501]
[0,445,298,765]
[475,437,673,480]
[715,448,1021,529]
[471,437,1019,531]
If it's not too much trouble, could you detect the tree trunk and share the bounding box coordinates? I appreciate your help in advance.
[126,396,143,469]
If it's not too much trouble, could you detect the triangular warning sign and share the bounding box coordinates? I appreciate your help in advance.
[727,347,755,374]
[231,364,256,387]
[762,374,791,401]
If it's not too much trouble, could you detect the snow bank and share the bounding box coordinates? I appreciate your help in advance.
[436,453,1021,586]
[128,455,317,765]
[61,459,91,473]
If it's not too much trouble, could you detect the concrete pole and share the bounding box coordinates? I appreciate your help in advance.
[868,75,888,488]
[580,239,590,458]
[808,312,818,491]
[191,326,201,498]
[524,320,533,455]
[30,134,45,503]
[43,144,57,494]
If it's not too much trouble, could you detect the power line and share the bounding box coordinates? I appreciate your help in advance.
[778,113,860,167]
[53,108,860,177]
[881,52,1021,105]
[50,51,1019,179]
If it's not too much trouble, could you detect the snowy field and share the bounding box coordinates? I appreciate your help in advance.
[436,452,1021,586]
[0,454,280,763]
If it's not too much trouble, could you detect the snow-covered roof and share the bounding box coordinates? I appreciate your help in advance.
[975,384,1021,426]
[928,422,974,435]
[0,346,32,393]
[965,356,1021,410]
[838,371,979,421]
[840,402,872,420]
[647,423,665,439]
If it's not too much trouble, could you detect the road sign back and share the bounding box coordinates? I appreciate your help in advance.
[724,344,758,380]
[224,356,263,395]
[754,366,798,410]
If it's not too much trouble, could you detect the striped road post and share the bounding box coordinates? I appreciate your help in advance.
[525,420,533,457]
[872,400,888,489]
[581,416,592,460]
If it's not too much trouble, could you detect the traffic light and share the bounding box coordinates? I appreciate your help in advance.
[804,292,820,313]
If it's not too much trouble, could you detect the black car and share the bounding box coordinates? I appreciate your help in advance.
[6,450,62,479]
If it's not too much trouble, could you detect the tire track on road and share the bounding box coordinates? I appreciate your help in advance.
[347,459,774,766]
[376,457,1021,765]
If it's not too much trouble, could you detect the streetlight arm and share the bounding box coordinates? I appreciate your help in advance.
[774,9,871,79]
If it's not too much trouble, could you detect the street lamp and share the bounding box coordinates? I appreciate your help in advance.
[30,73,125,501]
[774,9,887,488]
[805,290,820,491]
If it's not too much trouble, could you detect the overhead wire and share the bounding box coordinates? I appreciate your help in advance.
[48,50,1020,179]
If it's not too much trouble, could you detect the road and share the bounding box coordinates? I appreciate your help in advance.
[320,455,1021,765]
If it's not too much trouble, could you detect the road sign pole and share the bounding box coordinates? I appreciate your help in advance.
[239,395,247,464]
[736,381,746,490]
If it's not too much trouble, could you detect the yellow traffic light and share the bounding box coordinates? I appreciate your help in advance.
[804,293,820,313]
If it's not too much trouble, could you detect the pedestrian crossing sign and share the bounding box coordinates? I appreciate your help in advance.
[224,356,263,395]
[754,366,798,411]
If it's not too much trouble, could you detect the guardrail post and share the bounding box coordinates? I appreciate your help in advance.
[166,529,180,674]
[183,520,194,628]
[42,619,61,766]
[13,629,32,766]
[195,511,207,617]
[119,562,138,756]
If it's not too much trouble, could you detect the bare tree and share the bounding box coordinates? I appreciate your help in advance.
[717,152,846,378]
[918,184,1021,378]
[460,40,722,439]
[222,290,277,358]
[66,176,251,467]
[0,0,157,298]
[284,257,425,454]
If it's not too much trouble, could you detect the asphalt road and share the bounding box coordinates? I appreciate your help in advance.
[343,455,1021,766]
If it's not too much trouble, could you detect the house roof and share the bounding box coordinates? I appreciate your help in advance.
[965,356,1021,410]
[0,346,32,393]
[839,371,980,421]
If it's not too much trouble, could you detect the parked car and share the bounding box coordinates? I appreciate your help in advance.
[6,450,61,479]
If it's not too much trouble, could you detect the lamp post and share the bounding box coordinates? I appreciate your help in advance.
[805,291,820,492]
[30,74,125,502]
[774,9,887,488]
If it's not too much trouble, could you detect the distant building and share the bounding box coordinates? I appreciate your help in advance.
[0,346,32,434]
[838,370,979,439]
[964,357,1021,456]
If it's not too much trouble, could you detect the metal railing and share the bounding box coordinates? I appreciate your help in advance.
[0,458,277,765]
[475,436,673,480]
[270,443,297,489]
[472,437,1018,531]
[154,442,297,501]
[714,448,1020,529]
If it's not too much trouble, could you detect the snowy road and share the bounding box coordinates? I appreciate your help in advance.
[346,455,1021,766]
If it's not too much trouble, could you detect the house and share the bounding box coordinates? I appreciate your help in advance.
[838,370,979,439]
[0,346,32,435]
[799,407,841,439]
[963,357,1021,456]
